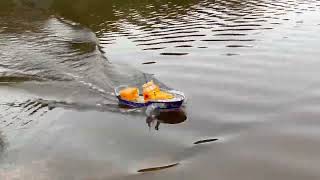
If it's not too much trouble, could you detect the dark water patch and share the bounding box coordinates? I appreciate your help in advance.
[175,45,193,48]
[194,138,219,145]
[142,61,156,65]
[160,52,189,56]
[99,42,114,45]
[225,53,239,56]
[142,47,166,51]
[155,110,187,124]
[198,46,208,49]
[242,17,261,20]
[137,163,179,173]
[69,42,97,54]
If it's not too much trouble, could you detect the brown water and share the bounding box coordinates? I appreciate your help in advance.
[1,0,320,179]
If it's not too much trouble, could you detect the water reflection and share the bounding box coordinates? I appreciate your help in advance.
[146,109,187,130]
[8,0,282,51]
[4,0,311,60]
[49,0,198,30]
[4,0,317,50]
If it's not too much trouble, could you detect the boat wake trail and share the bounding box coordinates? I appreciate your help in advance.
[0,8,165,130]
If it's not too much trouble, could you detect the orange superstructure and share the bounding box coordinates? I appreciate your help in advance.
[119,87,139,101]
[143,81,173,101]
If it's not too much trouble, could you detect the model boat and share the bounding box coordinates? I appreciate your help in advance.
[114,81,185,110]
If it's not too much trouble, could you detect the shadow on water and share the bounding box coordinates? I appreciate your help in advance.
[146,109,187,131]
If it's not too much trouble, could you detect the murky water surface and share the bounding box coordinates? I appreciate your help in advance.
[1,0,320,179]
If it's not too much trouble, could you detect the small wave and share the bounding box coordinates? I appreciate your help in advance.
[160,52,189,56]
[137,163,179,173]
[194,138,219,145]
[142,61,156,65]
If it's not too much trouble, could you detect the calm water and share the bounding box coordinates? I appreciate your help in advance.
[1,0,320,179]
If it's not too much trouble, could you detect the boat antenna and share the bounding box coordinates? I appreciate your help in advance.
[143,73,148,83]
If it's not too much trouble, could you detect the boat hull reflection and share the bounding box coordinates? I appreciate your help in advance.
[146,108,187,130]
